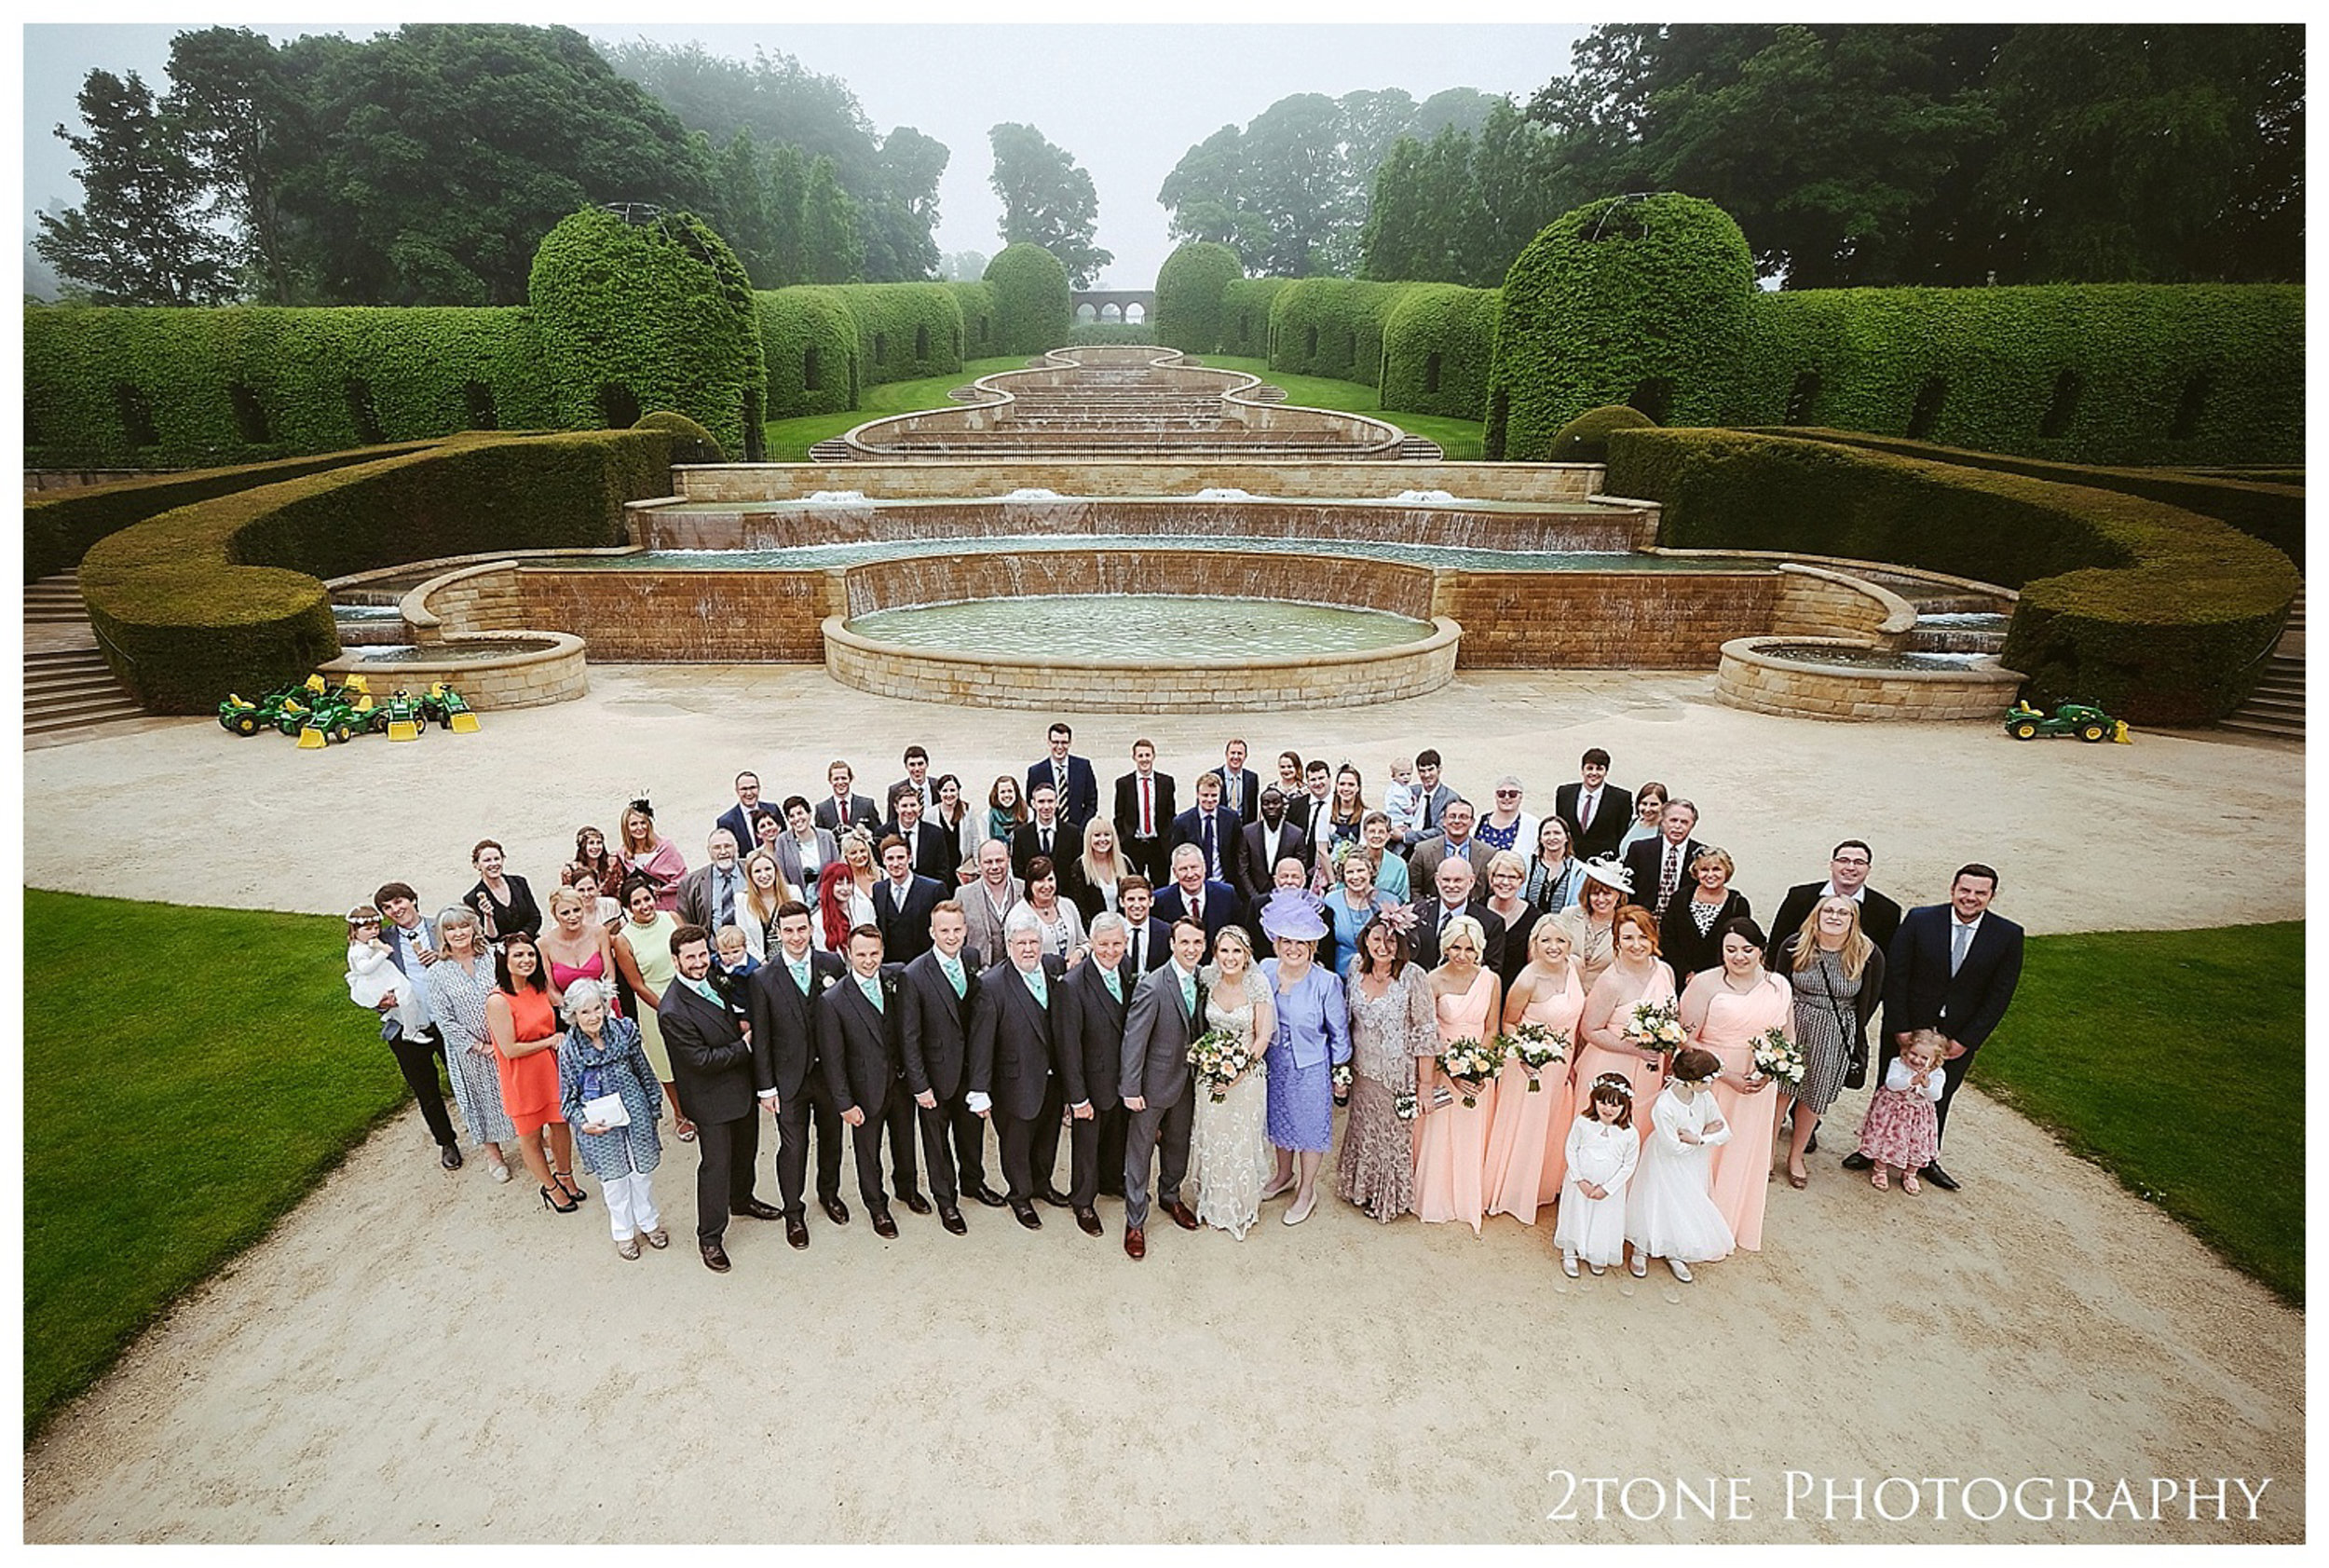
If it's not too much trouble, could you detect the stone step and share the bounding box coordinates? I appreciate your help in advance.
[26,671,131,701]
[806,440,855,462]
[1396,437,1444,461]
[2217,715,2305,741]
[2237,695,2306,720]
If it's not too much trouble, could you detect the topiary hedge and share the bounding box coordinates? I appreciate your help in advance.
[1065,322,1158,346]
[527,207,764,461]
[1548,403,1656,464]
[1606,427,2299,724]
[1485,194,1755,460]
[947,280,1000,359]
[80,430,673,714]
[1219,279,1290,359]
[754,286,861,419]
[824,282,963,389]
[633,409,722,465]
[984,243,1071,357]
[1154,241,1245,354]
[1266,279,1421,383]
[1743,428,2308,571]
[1379,284,1500,419]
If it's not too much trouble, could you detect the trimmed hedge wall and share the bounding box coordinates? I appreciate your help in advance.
[984,244,1071,357]
[527,208,764,461]
[754,286,861,419]
[23,445,433,584]
[1219,279,1290,359]
[1548,404,1655,464]
[79,430,672,714]
[1744,428,2308,572]
[1266,279,1421,383]
[1485,194,1755,460]
[947,281,999,359]
[1607,428,2298,723]
[1154,241,1245,354]
[1380,284,1500,419]
[826,282,964,389]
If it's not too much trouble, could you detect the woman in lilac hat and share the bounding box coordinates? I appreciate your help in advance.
[1256,888,1352,1225]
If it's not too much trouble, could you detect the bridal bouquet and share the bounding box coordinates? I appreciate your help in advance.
[1436,1036,1505,1108]
[1188,1028,1257,1104]
[1504,1021,1570,1091]
[1626,998,1685,1059]
[1750,1026,1805,1093]
[1393,1091,1419,1122]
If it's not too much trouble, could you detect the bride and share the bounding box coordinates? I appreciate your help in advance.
[1190,925,1275,1238]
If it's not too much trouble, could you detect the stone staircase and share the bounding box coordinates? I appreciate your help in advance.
[806,439,854,462]
[2220,589,2304,743]
[1396,435,1444,461]
[23,573,150,740]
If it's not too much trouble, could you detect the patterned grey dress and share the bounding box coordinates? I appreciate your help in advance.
[1786,947,1862,1114]
[556,1016,663,1179]
[426,953,517,1144]
[1335,962,1436,1222]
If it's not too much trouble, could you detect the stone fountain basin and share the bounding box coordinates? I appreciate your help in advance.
[1715,635,2025,722]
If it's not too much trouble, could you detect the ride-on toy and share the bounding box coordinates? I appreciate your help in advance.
[2004,700,2130,743]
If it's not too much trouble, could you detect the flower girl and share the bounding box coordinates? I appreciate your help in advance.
[1624,1046,1735,1283]
[1855,1029,1948,1193]
[1552,1073,1640,1277]
[345,904,424,1036]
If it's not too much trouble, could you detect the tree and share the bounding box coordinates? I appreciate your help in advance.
[163,26,308,303]
[987,121,1111,287]
[801,156,864,283]
[35,69,238,305]
[766,143,809,286]
[936,249,989,281]
[866,125,947,281]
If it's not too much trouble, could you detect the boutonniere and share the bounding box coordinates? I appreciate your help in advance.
[814,973,833,993]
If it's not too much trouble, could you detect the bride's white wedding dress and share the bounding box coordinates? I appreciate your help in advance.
[1190,966,1272,1239]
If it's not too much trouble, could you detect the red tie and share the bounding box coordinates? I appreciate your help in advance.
[1140,775,1153,836]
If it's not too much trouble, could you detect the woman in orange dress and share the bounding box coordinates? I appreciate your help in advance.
[1484,918,1587,1223]
[1414,916,1503,1235]
[489,931,582,1213]
[1573,905,1676,1144]
[1677,916,1792,1251]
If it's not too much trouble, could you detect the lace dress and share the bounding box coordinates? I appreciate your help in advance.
[1188,964,1272,1239]
[1336,963,1435,1221]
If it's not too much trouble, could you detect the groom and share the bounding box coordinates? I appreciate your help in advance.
[1119,918,1208,1260]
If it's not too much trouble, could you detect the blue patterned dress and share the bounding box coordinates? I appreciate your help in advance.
[556,1016,664,1179]
[426,953,516,1143]
[1260,960,1352,1152]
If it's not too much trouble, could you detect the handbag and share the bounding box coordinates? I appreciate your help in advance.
[1814,950,1870,1089]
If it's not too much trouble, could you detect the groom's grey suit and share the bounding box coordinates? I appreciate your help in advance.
[1119,958,1202,1230]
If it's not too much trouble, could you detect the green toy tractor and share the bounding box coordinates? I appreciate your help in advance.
[369,687,429,742]
[418,681,481,733]
[2004,700,2129,743]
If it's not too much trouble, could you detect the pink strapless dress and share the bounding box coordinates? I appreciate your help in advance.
[549,949,622,1018]
[1699,974,1792,1251]
[1415,969,1497,1234]
[1484,966,1586,1223]
[1573,962,1676,1147]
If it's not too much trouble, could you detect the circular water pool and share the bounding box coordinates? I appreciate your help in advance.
[844,594,1435,660]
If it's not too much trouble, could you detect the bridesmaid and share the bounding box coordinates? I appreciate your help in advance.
[1677,916,1793,1251]
[1573,905,1676,1142]
[1555,860,1630,992]
[1484,919,1587,1224]
[1336,915,1434,1222]
[1414,915,1503,1235]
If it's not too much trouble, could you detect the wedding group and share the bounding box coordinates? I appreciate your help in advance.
[343,725,2024,1277]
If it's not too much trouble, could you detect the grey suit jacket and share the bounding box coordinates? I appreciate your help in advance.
[1120,961,1202,1109]
[1401,782,1461,845]
[772,828,840,896]
[959,879,1027,963]
[675,861,750,932]
[1408,833,1494,886]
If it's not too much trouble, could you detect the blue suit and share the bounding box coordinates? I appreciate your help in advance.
[1026,754,1100,828]
[1152,879,1243,948]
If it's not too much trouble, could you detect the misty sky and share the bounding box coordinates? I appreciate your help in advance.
[21,20,1588,291]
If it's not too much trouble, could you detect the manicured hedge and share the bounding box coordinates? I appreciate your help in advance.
[1486,194,1755,460]
[1607,428,2298,723]
[1548,404,1655,464]
[1065,323,1158,345]
[1745,428,2309,571]
[984,244,1071,357]
[1154,241,1245,354]
[79,430,672,714]
[23,445,433,584]
[527,207,764,460]
[1379,284,1500,419]
[825,282,963,389]
[1219,279,1290,359]
[754,286,861,419]
[947,280,999,359]
[1266,279,1421,383]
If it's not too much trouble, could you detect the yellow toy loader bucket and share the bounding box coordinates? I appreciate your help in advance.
[296,725,328,748]
[387,717,420,742]
[448,710,481,733]
[2112,720,2132,743]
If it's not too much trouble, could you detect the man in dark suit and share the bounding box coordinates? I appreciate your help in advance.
[896,900,990,1233]
[713,770,768,866]
[1847,864,2024,1192]
[1168,771,1242,888]
[746,902,851,1247]
[1059,909,1134,1232]
[368,881,461,1168]
[1770,839,1904,959]
[1118,879,1172,975]
[659,923,783,1272]
[888,744,936,819]
[967,911,1082,1229]
[674,829,749,933]
[813,759,881,836]
[1553,748,1630,862]
[1623,798,1706,921]
[1152,844,1241,950]
[884,787,957,884]
[1406,856,1508,975]
[1011,782,1084,880]
[1292,760,1336,866]
[871,836,945,962]
[817,925,925,1238]
[1119,918,1208,1260]
[1026,721,1100,828]
[1400,748,1460,848]
[1112,737,1178,885]
[1235,787,1309,906]
[1210,737,1261,825]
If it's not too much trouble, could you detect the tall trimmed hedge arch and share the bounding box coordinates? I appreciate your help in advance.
[1154,241,1245,354]
[947,280,999,358]
[755,287,861,418]
[984,244,1071,356]
[1266,280,1419,382]
[1380,285,1501,419]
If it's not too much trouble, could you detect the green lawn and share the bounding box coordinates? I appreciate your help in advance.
[760,352,1486,461]
[23,889,412,1439]
[1975,920,2304,1303]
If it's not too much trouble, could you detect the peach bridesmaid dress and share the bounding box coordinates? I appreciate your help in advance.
[1572,961,1676,1148]
[1484,964,1587,1223]
[1698,972,1792,1251]
[1415,968,1498,1234]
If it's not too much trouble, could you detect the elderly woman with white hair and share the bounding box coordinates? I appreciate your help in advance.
[424,905,514,1183]
[555,978,669,1259]
[1256,889,1351,1225]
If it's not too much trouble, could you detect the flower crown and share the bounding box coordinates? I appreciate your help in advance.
[1589,1071,1633,1101]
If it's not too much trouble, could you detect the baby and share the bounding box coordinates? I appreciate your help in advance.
[710,924,760,1013]
[1382,757,1420,839]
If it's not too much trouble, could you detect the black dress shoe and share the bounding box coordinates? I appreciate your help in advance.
[1075,1206,1104,1236]
[871,1206,899,1239]
[784,1215,810,1249]
[1011,1200,1042,1231]
[896,1190,933,1216]
[701,1240,731,1273]
[940,1206,968,1235]
[1840,1152,1873,1171]
[1805,1130,1819,1154]
[1037,1186,1072,1209]
[821,1195,851,1225]
[733,1197,783,1221]
[965,1181,1009,1209]
[1920,1161,1960,1192]
[439,1144,464,1171]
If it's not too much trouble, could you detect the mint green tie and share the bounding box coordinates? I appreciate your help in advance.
[1102,965,1122,1002]
[857,974,883,1012]
[942,956,965,997]
[1179,971,1195,1015]
[789,958,810,993]
[1024,966,1047,1007]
